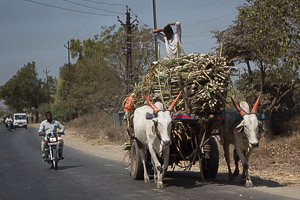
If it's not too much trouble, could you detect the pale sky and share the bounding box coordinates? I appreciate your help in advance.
[0,0,245,86]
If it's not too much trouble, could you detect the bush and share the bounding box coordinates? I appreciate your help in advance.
[67,112,127,145]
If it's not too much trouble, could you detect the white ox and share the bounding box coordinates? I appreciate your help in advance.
[133,93,181,189]
[222,96,261,187]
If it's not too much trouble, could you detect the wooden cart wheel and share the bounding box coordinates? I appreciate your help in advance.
[130,140,144,180]
[202,137,219,179]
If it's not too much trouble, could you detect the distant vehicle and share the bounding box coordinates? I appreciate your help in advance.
[13,113,27,129]
[6,120,13,132]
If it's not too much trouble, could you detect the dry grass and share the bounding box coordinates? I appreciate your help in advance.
[66,112,128,145]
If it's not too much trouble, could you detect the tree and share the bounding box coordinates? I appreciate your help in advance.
[0,62,46,112]
[214,0,300,135]
[53,24,155,120]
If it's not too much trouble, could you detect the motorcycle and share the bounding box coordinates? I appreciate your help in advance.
[6,121,13,132]
[41,132,64,170]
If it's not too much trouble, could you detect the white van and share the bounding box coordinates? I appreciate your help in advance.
[14,113,28,129]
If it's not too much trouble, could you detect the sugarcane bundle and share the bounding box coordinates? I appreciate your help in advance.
[132,53,232,116]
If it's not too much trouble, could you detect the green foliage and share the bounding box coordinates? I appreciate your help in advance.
[53,24,155,120]
[214,0,300,114]
[0,62,47,112]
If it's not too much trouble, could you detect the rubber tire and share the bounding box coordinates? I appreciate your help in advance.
[53,149,58,170]
[53,160,58,170]
[130,140,143,180]
[202,137,219,179]
[25,125,27,129]
[8,126,11,132]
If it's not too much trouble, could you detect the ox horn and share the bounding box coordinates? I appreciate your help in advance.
[251,96,260,114]
[168,91,182,111]
[143,94,159,113]
[231,97,246,116]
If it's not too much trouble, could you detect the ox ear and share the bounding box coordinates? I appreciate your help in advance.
[240,101,250,113]
[258,120,262,126]
[235,121,244,133]
[152,118,158,124]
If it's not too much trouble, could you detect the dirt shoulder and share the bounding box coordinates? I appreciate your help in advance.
[30,124,300,199]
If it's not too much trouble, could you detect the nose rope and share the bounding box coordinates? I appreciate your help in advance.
[152,123,165,143]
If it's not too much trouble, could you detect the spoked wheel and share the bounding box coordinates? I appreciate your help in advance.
[201,137,219,179]
[130,140,143,180]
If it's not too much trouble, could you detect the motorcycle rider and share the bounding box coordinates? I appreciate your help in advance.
[38,111,65,161]
[5,116,13,129]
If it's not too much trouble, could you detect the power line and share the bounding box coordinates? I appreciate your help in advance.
[62,0,124,15]
[130,8,146,26]
[183,25,229,37]
[184,37,215,45]
[81,0,125,6]
[23,0,118,16]
[183,12,237,29]
[154,0,223,22]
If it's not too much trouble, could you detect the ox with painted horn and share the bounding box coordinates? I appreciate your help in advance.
[133,92,181,189]
[222,96,261,187]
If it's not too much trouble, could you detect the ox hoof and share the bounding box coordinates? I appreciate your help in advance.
[154,174,158,183]
[144,176,150,183]
[245,181,253,188]
[157,182,164,189]
[233,169,239,177]
[228,173,234,182]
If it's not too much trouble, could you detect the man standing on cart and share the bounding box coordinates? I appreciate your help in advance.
[152,22,185,59]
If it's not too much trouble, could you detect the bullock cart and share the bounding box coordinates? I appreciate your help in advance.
[125,53,232,181]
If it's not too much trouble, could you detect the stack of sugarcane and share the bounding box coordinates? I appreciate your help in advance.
[133,53,232,116]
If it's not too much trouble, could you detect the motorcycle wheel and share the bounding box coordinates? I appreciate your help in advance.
[53,149,58,170]
[8,126,11,132]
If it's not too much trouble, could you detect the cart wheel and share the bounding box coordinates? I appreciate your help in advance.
[202,137,219,179]
[130,140,143,180]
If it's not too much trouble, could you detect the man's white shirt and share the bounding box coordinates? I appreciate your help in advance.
[156,22,185,59]
[39,120,64,135]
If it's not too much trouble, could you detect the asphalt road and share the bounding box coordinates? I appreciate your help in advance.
[0,124,298,200]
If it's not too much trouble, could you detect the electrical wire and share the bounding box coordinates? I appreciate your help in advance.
[130,8,146,27]
[81,0,125,6]
[23,0,118,16]
[156,0,223,22]
[183,25,229,37]
[183,12,237,29]
[62,0,123,15]
[183,37,215,45]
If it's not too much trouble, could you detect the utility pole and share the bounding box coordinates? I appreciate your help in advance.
[152,0,158,61]
[43,68,50,105]
[118,6,138,94]
[64,41,72,120]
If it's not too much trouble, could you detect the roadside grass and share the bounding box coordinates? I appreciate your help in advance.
[66,112,128,145]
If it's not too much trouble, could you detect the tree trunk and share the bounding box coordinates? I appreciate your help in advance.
[259,60,265,95]
[262,111,272,139]
[35,111,39,123]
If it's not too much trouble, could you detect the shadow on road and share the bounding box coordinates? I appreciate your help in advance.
[57,165,82,170]
[163,171,284,189]
[213,172,285,188]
